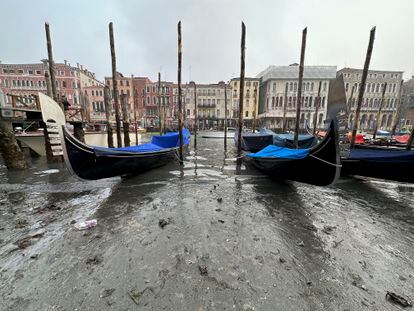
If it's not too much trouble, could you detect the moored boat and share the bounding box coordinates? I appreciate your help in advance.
[341,147,414,183]
[62,128,190,180]
[243,119,340,186]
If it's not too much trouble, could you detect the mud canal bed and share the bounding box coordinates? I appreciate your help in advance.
[0,136,413,310]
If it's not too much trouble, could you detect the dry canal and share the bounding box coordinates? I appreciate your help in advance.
[0,135,413,310]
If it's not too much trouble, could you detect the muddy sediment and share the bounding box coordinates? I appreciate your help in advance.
[0,136,413,310]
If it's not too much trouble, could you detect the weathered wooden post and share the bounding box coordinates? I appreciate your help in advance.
[163,90,167,134]
[391,80,404,135]
[237,22,246,159]
[407,128,414,150]
[177,21,184,163]
[157,72,162,135]
[312,81,322,135]
[109,22,122,147]
[373,82,387,140]
[131,75,138,145]
[293,27,307,149]
[252,87,258,132]
[120,94,130,147]
[224,84,228,150]
[45,71,53,98]
[0,120,27,169]
[104,85,114,147]
[45,23,58,103]
[282,83,288,133]
[350,27,375,148]
[194,83,198,149]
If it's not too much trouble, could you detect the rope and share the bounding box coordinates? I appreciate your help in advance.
[309,154,342,167]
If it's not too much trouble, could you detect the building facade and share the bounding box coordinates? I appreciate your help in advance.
[0,61,104,122]
[181,81,231,129]
[402,77,414,129]
[338,67,404,131]
[229,77,260,127]
[257,65,336,130]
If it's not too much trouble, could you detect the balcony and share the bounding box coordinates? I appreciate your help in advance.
[198,103,216,108]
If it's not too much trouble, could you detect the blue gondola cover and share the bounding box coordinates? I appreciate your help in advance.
[93,129,190,156]
[247,145,310,159]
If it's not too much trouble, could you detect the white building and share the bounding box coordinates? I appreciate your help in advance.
[257,64,337,130]
[337,67,403,130]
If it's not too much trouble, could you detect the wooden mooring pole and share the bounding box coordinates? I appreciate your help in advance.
[45,23,58,104]
[237,22,246,159]
[373,82,387,140]
[158,72,162,135]
[293,27,307,149]
[252,87,258,132]
[350,27,376,149]
[120,94,130,147]
[407,128,414,150]
[194,83,198,149]
[104,85,114,147]
[312,81,322,135]
[224,84,228,151]
[391,80,404,135]
[131,75,138,145]
[282,83,288,133]
[109,22,122,147]
[177,21,184,163]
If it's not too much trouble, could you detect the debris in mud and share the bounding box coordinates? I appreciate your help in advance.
[304,224,317,232]
[215,208,222,212]
[279,257,286,263]
[297,241,304,247]
[14,231,45,249]
[15,219,28,229]
[70,220,76,225]
[322,225,336,235]
[128,287,155,306]
[158,218,172,229]
[198,265,208,276]
[100,288,115,298]
[351,273,367,291]
[255,255,264,264]
[386,291,412,307]
[332,239,344,248]
[218,219,225,224]
[15,237,32,249]
[306,281,312,286]
[30,254,39,259]
[86,255,103,265]
[74,219,97,230]
[217,197,223,203]
[34,203,61,213]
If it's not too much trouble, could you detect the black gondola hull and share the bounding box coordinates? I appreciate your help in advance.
[243,120,340,186]
[62,128,182,180]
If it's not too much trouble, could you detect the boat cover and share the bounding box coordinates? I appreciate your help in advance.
[94,129,190,156]
[394,134,410,144]
[348,148,414,162]
[247,145,310,159]
[273,133,316,148]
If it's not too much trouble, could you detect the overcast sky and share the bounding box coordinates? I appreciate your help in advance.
[0,0,413,83]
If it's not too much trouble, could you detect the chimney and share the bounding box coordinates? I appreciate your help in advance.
[80,65,83,70]
[77,62,80,69]
[64,60,67,65]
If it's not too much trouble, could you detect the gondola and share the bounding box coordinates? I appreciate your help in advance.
[341,147,414,183]
[235,128,316,152]
[38,92,190,180]
[243,119,341,186]
[62,127,190,180]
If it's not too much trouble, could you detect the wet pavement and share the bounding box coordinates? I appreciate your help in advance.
[0,134,413,310]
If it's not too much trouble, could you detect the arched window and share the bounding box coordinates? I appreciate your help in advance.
[275,97,279,107]
[288,96,292,107]
[279,97,283,107]
[294,82,297,92]
[369,98,373,107]
[392,84,396,93]
[290,82,293,91]
[311,82,314,91]
[309,97,313,107]
[271,96,275,109]
[246,89,250,98]
[367,83,370,92]
[375,83,379,93]
[318,113,324,125]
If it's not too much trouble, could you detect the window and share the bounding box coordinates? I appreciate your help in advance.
[375,84,379,93]
[28,70,33,74]
[294,82,297,92]
[22,80,25,87]
[272,82,276,91]
[289,82,293,91]
[120,80,123,86]
[18,69,24,74]
[323,82,327,92]
[345,83,349,92]
[311,82,314,91]
[62,81,67,88]
[245,111,248,117]
[126,80,129,87]
[392,84,396,93]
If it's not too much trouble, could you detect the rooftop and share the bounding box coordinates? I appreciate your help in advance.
[257,65,337,82]
[338,67,404,74]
